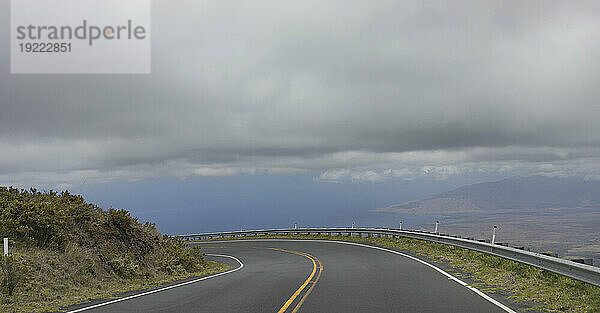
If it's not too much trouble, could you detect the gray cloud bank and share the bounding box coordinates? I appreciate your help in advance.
[1,0,600,187]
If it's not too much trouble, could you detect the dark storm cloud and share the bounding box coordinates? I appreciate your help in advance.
[1,0,600,186]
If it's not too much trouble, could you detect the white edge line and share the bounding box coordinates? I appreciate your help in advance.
[65,254,244,313]
[197,239,517,313]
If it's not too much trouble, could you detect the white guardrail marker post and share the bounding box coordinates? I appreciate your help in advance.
[294,223,297,229]
[434,221,439,234]
[351,222,355,229]
[3,237,8,256]
[399,221,402,230]
[492,225,497,245]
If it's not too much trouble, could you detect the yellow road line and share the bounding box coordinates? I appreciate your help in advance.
[266,248,322,313]
[290,254,322,313]
[196,245,323,313]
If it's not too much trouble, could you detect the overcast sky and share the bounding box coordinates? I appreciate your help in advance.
[2,0,600,189]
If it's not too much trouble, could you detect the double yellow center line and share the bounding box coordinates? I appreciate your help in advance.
[200,245,323,313]
[266,248,323,313]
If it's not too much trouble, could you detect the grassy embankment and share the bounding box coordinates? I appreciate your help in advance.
[0,187,226,313]
[196,233,600,313]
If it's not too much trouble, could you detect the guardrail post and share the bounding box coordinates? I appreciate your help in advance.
[399,221,402,230]
[434,221,439,234]
[4,237,8,256]
[352,222,355,229]
[492,225,497,245]
[294,223,297,229]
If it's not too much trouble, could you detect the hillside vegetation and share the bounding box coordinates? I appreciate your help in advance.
[0,187,224,312]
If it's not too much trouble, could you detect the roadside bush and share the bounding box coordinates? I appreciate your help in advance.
[158,239,206,274]
[0,190,69,250]
[107,208,134,232]
[109,253,140,278]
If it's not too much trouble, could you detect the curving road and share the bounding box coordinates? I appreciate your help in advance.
[64,239,516,313]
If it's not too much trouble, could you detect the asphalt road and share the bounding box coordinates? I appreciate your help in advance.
[65,239,515,313]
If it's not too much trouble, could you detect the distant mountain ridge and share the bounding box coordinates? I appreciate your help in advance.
[374,176,600,214]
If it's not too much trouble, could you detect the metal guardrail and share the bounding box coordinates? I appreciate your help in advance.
[176,227,600,287]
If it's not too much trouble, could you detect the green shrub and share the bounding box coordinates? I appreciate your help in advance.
[158,240,206,274]
[107,208,134,232]
[109,253,140,278]
[0,188,71,250]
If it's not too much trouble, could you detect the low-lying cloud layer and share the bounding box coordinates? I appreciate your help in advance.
[1,0,600,187]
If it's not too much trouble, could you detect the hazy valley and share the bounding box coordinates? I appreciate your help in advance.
[374,176,600,264]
